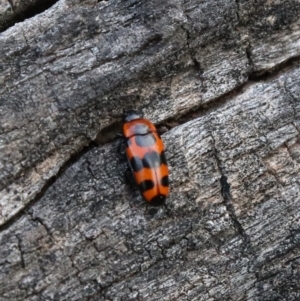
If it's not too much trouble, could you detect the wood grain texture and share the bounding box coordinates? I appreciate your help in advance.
[1,0,300,225]
[1,0,300,299]
[1,61,300,300]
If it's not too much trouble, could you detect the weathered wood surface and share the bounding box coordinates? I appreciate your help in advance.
[1,0,300,300]
[1,0,300,226]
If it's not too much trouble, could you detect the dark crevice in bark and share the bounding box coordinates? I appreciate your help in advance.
[180,15,203,77]
[163,55,300,131]
[245,43,254,72]
[0,141,98,232]
[249,54,300,80]
[283,78,299,121]
[220,175,253,255]
[192,58,203,74]
[95,120,123,145]
[210,130,253,255]
[17,235,25,269]
[220,176,246,237]
[27,212,55,241]
[1,0,59,33]
[235,0,240,23]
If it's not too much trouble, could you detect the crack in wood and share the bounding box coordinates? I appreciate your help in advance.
[245,43,254,71]
[0,140,97,232]
[27,211,56,243]
[235,0,240,23]
[1,0,60,33]
[210,131,253,255]
[16,235,25,269]
[249,54,300,80]
[220,175,252,248]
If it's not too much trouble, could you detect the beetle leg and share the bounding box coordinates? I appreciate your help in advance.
[118,165,138,194]
[124,167,136,188]
[117,139,127,156]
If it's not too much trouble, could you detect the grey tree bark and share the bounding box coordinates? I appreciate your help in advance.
[1,0,300,300]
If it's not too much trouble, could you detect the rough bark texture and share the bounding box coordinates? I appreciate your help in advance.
[1,0,300,300]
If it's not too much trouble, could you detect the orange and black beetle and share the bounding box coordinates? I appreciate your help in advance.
[122,110,169,206]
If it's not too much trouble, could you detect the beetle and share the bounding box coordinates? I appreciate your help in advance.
[121,110,169,206]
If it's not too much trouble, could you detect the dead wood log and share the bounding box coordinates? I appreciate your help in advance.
[1,0,300,300]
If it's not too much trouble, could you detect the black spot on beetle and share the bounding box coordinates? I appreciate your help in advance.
[139,180,155,192]
[130,156,143,172]
[161,175,169,187]
[150,194,166,206]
